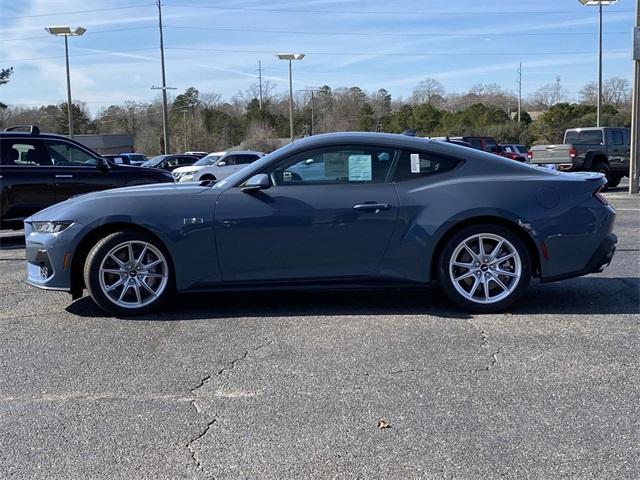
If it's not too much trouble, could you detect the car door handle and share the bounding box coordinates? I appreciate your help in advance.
[55,174,73,178]
[352,202,392,212]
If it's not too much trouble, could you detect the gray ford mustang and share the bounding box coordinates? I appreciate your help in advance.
[24,132,617,316]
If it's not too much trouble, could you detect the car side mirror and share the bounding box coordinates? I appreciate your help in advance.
[217,161,226,167]
[241,173,270,192]
[96,157,110,171]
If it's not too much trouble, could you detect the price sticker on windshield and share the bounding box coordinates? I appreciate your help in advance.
[410,153,420,173]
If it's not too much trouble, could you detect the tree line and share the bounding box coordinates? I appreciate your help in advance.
[0,75,632,155]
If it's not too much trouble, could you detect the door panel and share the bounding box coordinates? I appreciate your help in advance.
[215,183,399,282]
[0,138,55,221]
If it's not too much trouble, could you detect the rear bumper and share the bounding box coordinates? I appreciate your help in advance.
[541,233,617,283]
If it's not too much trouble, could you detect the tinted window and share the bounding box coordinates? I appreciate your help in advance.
[610,130,623,145]
[44,141,97,166]
[220,156,237,166]
[393,150,461,182]
[236,154,259,164]
[516,145,528,153]
[484,139,498,153]
[265,146,396,186]
[178,157,196,166]
[0,139,51,166]
[565,130,603,144]
[468,138,482,149]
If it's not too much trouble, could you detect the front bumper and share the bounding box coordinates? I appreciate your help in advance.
[24,221,83,291]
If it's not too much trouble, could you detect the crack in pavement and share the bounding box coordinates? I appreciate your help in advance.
[185,342,272,474]
[468,319,502,373]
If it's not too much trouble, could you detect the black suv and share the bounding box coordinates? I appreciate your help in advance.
[0,126,174,229]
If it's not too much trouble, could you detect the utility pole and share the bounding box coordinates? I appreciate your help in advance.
[517,62,522,124]
[597,2,603,127]
[630,2,639,195]
[157,0,170,154]
[258,60,263,110]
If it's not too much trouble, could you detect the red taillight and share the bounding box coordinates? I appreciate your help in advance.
[593,186,609,206]
[527,150,532,160]
[569,148,577,159]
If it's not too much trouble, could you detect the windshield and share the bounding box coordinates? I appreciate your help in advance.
[142,155,166,167]
[194,155,222,166]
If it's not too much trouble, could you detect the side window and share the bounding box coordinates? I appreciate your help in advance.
[392,150,461,182]
[44,141,97,166]
[220,156,236,166]
[468,138,482,150]
[0,139,51,166]
[179,157,194,166]
[237,155,257,164]
[484,139,498,153]
[610,130,623,146]
[265,146,396,186]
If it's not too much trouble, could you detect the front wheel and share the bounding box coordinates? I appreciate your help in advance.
[83,231,173,316]
[438,225,531,313]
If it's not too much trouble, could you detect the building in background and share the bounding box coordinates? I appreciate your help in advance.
[75,134,134,154]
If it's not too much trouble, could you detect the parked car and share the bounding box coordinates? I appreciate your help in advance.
[184,151,208,159]
[118,153,148,166]
[498,144,528,162]
[172,150,264,182]
[0,126,174,230]
[141,154,200,172]
[447,136,500,153]
[24,132,616,316]
[529,127,630,188]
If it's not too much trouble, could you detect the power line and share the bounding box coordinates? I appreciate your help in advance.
[1,3,154,20]
[162,25,630,38]
[163,3,633,16]
[1,46,629,63]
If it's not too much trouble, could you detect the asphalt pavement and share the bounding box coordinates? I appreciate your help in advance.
[0,184,638,479]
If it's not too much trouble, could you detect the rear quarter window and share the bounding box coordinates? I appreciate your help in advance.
[393,150,461,182]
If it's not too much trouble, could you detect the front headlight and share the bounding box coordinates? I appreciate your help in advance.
[31,221,74,234]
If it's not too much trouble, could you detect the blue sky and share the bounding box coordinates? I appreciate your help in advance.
[0,0,635,114]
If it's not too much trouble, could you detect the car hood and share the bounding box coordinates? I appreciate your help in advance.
[27,182,210,221]
[173,165,204,174]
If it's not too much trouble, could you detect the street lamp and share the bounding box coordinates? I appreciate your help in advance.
[276,53,305,142]
[45,26,86,138]
[578,0,618,127]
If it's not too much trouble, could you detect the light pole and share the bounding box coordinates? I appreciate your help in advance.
[578,0,617,127]
[45,26,86,138]
[300,89,317,136]
[630,3,639,195]
[276,53,305,142]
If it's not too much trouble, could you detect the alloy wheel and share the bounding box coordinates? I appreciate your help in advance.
[98,240,169,309]
[449,233,522,304]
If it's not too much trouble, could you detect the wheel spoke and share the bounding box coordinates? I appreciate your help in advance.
[100,268,123,275]
[136,245,148,266]
[140,272,165,279]
[490,273,509,292]
[109,254,125,268]
[455,271,475,282]
[105,278,125,292]
[478,237,486,257]
[483,277,490,301]
[118,284,131,302]
[141,258,163,270]
[495,268,518,278]
[452,261,474,269]
[127,242,134,264]
[462,243,479,262]
[139,278,157,296]
[493,252,515,265]
[133,283,142,304]
[490,240,504,261]
[468,277,481,298]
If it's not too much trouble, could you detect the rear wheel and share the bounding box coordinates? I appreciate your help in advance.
[84,230,173,316]
[594,162,611,190]
[607,174,622,188]
[438,225,531,313]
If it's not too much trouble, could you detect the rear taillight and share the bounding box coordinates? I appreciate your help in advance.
[527,150,532,160]
[593,186,609,206]
[569,148,577,159]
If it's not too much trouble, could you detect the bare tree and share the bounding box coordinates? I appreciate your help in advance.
[411,78,445,106]
[529,76,567,110]
[579,77,631,109]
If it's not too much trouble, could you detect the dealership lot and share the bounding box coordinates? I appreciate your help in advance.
[0,186,638,479]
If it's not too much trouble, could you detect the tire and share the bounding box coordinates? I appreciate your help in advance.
[438,224,531,313]
[607,175,622,188]
[199,174,216,182]
[594,162,611,190]
[83,230,173,316]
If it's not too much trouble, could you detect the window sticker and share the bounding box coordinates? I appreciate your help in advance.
[348,154,372,181]
[410,153,421,173]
